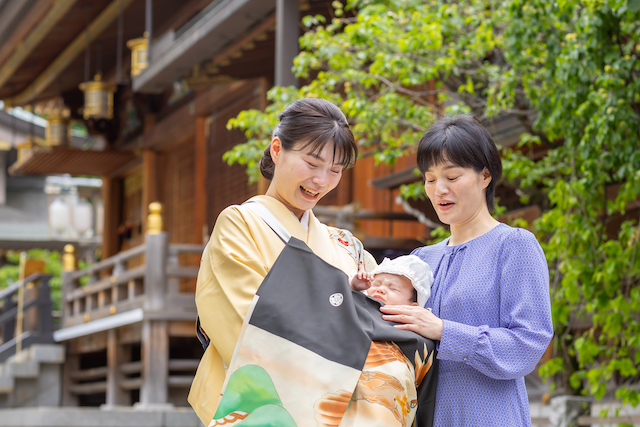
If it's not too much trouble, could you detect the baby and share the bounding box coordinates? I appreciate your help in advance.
[351,254,433,307]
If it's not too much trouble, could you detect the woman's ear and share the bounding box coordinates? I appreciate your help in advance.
[270,137,282,165]
[481,168,492,189]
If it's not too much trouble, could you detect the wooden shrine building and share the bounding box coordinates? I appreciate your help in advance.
[0,0,439,409]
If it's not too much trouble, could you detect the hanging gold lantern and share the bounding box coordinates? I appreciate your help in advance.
[79,73,115,120]
[16,138,33,163]
[44,107,71,147]
[127,32,149,77]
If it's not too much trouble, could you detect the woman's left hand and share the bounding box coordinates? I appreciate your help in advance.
[379,305,444,341]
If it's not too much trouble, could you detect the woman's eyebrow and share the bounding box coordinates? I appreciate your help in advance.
[305,152,327,162]
[426,164,459,172]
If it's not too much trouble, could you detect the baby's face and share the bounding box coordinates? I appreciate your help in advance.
[368,273,417,306]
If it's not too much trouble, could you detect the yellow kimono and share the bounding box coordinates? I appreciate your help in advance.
[188,195,376,424]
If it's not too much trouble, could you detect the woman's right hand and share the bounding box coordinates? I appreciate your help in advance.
[379,305,443,341]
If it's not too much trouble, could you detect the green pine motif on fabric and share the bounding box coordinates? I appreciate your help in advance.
[212,365,297,426]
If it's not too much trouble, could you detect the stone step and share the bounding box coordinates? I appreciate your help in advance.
[0,406,203,426]
[28,344,64,364]
[9,360,39,379]
[0,344,65,395]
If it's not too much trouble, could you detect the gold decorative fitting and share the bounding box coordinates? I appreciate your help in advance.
[109,305,116,315]
[16,139,33,163]
[127,33,149,77]
[147,202,163,234]
[62,244,76,272]
[79,73,115,120]
[83,313,90,323]
[110,276,116,283]
[44,107,71,147]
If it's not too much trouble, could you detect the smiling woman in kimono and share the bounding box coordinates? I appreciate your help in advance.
[380,115,554,426]
[188,98,434,427]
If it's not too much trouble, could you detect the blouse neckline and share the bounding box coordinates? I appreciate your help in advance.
[442,223,506,253]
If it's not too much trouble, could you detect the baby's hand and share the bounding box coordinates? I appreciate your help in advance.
[350,272,374,291]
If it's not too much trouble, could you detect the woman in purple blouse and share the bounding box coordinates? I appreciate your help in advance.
[380,115,553,426]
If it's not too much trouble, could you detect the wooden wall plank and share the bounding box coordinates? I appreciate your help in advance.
[206,83,261,226]
[101,177,122,259]
[194,117,207,244]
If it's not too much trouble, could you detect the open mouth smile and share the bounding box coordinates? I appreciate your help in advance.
[301,186,320,197]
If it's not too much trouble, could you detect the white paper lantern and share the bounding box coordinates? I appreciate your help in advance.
[74,198,93,236]
[49,197,70,233]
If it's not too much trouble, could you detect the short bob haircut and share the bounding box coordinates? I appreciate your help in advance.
[260,98,358,180]
[417,114,502,212]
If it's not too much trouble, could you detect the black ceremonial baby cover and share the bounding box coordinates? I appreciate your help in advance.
[212,237,437,427]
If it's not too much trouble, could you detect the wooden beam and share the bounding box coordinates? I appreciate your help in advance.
[153,0,214,38]
[194,116,207,243]
[0,0,77,91]
[142,79,261,150]
[168,320,197,337]
[4,0,137,106]
[0,0,53,72]
[207,14,276,72]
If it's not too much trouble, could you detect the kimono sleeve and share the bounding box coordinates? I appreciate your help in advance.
[437,229,554,380]
[195,206,271,364]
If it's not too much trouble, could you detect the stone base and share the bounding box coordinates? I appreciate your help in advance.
[0,406,203,427]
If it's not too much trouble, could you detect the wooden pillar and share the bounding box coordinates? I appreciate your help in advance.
[36,275,53,335]
[275,0,299,87]
[0,151,6,205]
[139,319,169,405]
[144,230,168,311]
[257,78,270,196]
[61,245,76,327]
[194,116,207,243]
[106,329,129,406]
[139,211,170,405]
[101,177,122,259]
[61,353,79,406]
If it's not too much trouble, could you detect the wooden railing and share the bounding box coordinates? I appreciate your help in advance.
[0,273,54,362]
[58,203,206,407]
[61,237,204,329]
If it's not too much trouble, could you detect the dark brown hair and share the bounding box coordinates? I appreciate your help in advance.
[417,114,502,212]
[260,98,358,180]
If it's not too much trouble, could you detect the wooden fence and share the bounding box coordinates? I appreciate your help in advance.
[0,273,54,362]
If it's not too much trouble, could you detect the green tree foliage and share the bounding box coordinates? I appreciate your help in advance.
[226,0,640,405]
[225,0,511,181]
[0,250,63,311]
[503,0,640,405]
